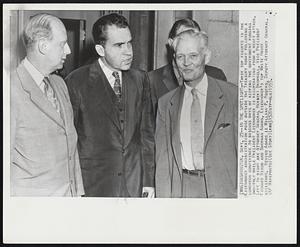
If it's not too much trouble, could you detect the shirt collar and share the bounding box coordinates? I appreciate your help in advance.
[98,58,121,83]
[23,57,45,88]
[184,73,208,96]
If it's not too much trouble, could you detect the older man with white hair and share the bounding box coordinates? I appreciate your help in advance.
[10,13,84,196]
[155,30,238,198]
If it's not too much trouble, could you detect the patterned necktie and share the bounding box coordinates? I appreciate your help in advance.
[43,77,60,113]
[191,88,204,170]
[112,71,122,101]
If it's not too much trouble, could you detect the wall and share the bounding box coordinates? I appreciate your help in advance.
[154,10,239,84]
[193,10,239,84]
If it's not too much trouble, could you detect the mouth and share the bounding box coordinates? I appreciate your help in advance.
[182,69,193,74]
[123,58,133,65]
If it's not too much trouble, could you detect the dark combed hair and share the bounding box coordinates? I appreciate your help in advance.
[168,18,201,39]
[92,13,129,46]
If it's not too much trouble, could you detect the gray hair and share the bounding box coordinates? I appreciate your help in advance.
[171,29,209,52]
[23,13,61,50]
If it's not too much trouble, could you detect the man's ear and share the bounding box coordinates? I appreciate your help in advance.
[204,48,211,65]
[167,38,173,47]
[95,44,105,57]
[37,38,48,55]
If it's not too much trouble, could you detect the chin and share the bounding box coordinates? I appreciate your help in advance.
[121,64,132,71]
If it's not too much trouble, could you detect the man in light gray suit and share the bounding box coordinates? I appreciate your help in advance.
[10,13,84,196]
[155,30,238,198]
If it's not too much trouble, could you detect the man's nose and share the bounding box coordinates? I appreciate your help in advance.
[123,43,133,56]
[64,43,71,55]
[183,56,191,66]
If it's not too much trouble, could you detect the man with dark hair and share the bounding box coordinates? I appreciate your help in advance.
[11,13,84,196]
[66,13,155,197]
[149,18,227,115]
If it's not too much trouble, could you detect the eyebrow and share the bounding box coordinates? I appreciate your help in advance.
[113,38,133,46]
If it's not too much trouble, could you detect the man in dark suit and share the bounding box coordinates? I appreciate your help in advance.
[11,13,84,196]
[149,18,227,115]
[155,30,237,198]
[66,13,155,197]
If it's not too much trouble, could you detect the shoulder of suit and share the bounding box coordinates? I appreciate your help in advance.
[210,76,238,97]
[66,64,91,80]
[123,68,148,82]
[158,85,181,105]
[148,64,169,79]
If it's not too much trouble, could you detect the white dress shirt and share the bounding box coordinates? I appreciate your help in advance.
[23,57,45,92]
[98,58,122,89]
[180,73,208,170]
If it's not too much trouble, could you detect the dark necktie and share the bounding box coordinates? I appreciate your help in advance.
[191,88,204,170]
[112,71,122,101]
[43,77,60,113]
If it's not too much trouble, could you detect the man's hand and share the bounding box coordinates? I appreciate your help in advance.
[142,187,155,198]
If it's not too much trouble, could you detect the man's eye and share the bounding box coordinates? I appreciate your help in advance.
[190,54,198,59]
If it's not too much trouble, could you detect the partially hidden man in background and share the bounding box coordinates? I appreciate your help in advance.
[66,13,155,197]
[11,13,84,196]
[155,30,238,198]
[149,18,227,117]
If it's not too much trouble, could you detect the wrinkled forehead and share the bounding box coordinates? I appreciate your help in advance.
[175,34,206,53]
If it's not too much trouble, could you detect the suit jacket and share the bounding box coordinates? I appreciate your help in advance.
[148,63,227,117]
[155,76,238,198]
[65,61,155,197]
[10,60,84,196]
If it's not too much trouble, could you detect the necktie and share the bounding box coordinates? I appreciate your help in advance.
[191,88,204,170]
[43,77,60,113]
[112,71,122,101]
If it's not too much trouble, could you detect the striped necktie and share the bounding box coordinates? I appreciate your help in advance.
[191,88,204,170]
[43,77,60,113]
[112,71,122,102]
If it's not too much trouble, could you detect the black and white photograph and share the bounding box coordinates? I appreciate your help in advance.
[3,3,296,244]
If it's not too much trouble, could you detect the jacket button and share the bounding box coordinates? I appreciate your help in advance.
[117,172,122,176]
[69,156,72,160]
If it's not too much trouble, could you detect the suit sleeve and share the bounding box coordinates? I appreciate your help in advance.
[65,75,80,129]
[140,72,155,187]
[155,98,171,197]
[148,72,159,123]
[59,77,85,196]
[10,89,17,158]
[74,148,85,196]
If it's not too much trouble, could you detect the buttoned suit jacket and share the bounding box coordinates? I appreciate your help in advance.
[65,61,155,197]
[11,60,84,196]
[155,76,238,198]
[148,63,227,117]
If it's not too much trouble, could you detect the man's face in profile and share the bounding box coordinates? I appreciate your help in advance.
[44,21,71,73]
[174,35,207,83]
[102,25,133,71]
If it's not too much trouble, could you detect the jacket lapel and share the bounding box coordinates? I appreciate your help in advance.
[169,86,185,178]
[17,63,65,129]
[87,61,121,132]
[50,75,67,125]
[204,76,224,148]
[162,64,179,92]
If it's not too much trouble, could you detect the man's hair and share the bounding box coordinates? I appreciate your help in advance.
[171,29,208,52]
[23,13,61,51]
[92,13,129,46]
[168,18,201,39]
